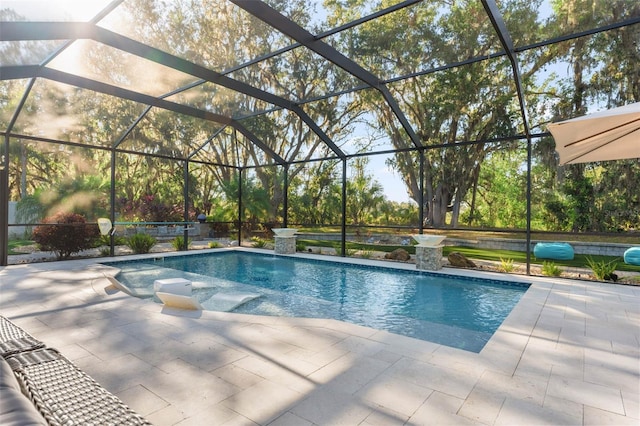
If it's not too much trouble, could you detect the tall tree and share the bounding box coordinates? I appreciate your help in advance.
[106,0,363,223]
[547,0,640,231]
[326,0,533,227]
[288,160,342,225]
[345,157,385,226]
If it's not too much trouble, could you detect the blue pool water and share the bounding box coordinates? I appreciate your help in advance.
[103,251,529,352]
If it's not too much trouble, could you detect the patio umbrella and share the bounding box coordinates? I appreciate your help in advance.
[548,102,640,165]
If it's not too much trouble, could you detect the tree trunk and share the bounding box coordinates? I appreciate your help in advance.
[468,164,480,226]
[430,183,450,227]
[450,189,461,228]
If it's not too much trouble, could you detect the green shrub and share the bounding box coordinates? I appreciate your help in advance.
[32,212,99,260]
[626,275,640,285]
[97,234,127,247]
[208,241,222,248]
[251,236,267,248]
[171,235,191,251]
[586,256,619,281]
[97,234,110,247]
[332,242,342,255]
[127,233,157,254]
[499,257,515,273]
[360,249,374,259]
[541,261,562,277]
[296,241,307,252]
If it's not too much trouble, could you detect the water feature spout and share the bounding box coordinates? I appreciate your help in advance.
[412,234,446,247]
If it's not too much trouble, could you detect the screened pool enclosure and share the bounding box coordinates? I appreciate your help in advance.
[1,0,639,267]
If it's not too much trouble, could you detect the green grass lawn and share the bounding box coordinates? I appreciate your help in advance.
[8,239,35,255]
[296,227,640,244]
[297,239,640,273]
[441,246,640,273]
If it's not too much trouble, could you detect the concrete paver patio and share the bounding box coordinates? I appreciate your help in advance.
[1,249,638,425]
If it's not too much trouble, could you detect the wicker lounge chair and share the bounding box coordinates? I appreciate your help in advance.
[6,348,151,426]
[0,316,46,357]
[0,316,151,426]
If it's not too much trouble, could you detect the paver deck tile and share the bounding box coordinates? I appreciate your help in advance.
[356,374,434,417]
[290,388,376,425]
[621,389,640,419]
[547,373,626,415]
[583,405,639,426]
[495,397,582,425]
[1,252,638,425]
[457,385,505,425]
[360,406,409,426]
[222,379,302,424]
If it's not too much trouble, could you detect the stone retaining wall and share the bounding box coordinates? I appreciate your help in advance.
[297,232,634,257]
[445,237,631,257]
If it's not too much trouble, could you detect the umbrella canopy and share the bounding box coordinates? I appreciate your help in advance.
[548,102,640,165]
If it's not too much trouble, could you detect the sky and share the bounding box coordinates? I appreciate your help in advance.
[370,155,413,204]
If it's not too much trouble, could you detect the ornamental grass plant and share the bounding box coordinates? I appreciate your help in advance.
[127,233,157,254]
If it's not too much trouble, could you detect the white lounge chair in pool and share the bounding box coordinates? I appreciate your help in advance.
[156,291,260,312]
[207,292,261,312]
[103,274,155,298]
[155,292,203,310]
[103,275,136,297]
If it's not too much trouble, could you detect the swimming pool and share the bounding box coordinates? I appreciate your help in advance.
[103,251,530,352]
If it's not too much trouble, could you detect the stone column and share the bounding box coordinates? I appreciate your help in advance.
[415,245,443,271]
[195,222,207,238]
[274,236,296,254]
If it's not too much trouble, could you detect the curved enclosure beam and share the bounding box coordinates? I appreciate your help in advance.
[481,0,533,273]
[481,0,530,136]
[0,65,286,164]
[0,21,344,160]
[230,0,423,149]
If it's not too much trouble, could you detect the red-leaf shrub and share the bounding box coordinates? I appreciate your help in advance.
[32,212,99,260]
[117,194,183,222]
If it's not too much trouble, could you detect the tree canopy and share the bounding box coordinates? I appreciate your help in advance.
[1,0,638,237]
